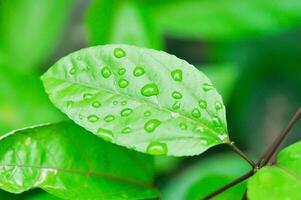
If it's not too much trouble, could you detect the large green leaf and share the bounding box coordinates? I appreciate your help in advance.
[248,141,301,200]
[162,153,250,200]
[0,122,158,199]
[41,44,229,156]
[0,0,73,71]
[86,0,162,49]
[152,0,301,41]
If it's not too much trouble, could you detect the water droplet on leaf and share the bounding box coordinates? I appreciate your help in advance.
[215,102,223,110]
[121,127,131,134]
[121,100,127,105]
[121,108,133,117]
[66,101,74,109]
[92,101,101,108]
[202,83,214,92]
[144,111,151,117]
[212,117,222,127]
[141,83,159,97]
[69,67,76,75]
[83,93,93,100]
[133,66,145,77]
[97,128,114,142]
[199,100,207,109]
[146,141,167,155]
[118,79,129,88]
[144,119,161,133]
[172,101,181,110]
[113,100,118,105]
[104,115,115,122]
[179,123,187,130]
[88,115,99,122]
[192,108,201,118]
[172,91,182,99]
[171,69,182,81]
[118,68,126,75]
[114,48,126,58]
[101,66,111,78]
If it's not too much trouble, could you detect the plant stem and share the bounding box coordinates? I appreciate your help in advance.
[258,107,301,167]
[229,142,256,168]
[202,170,254,200]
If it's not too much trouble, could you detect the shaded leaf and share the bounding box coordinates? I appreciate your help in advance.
[42,44,229,156]
[152,0,301,41]
[248,141,301,200]
[86,0,162,49]
[0,0,73,71]
[162,153,250,200]
[0,122,158,199]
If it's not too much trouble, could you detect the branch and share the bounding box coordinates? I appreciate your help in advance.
[229,142,256,168]
[202,170,254,200]
[258,107,301,167]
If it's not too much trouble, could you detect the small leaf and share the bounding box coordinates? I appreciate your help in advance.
[0,122,158,199]
[248,141,301,200]
[42,44,229,156]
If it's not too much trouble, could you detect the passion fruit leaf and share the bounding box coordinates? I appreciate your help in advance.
[248,141,301,200]
[0,122,158,199]
[41,44,229,156]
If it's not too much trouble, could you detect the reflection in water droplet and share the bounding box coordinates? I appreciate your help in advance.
[200,139,208,145]
[113,100,118,105]
[144,119,161,133]
[133,66,145,77]
[147,141,167,155]
[192,108,201,118]
[171,69,182,81]
[179,123,187,130]
[101,66,111,78]
[121,127,131,134]
[118,68,126,75]
[195,126,204,133]
[212,117,222,127]
[118,79,129,88]
[141,83,159,97]
[69,67,76,75]
[215,102,223,110]
[83,93,93,100]
[172,101,181,110]
[114,48,126,58]
[121,100,127,105]
[88,115,99,122]
[172,91,182,99]
[104,115,115,122]
[202,83,214,92]
[97,128,114,142]
[120,108,133,117]
[66,101,74,109]
[144,111,151,117]
[92,101,101,108]
[199,100,207,109]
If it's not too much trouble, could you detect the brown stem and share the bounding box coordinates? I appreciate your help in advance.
[241,190,248,200]
[202,170,254,200]
[229,142,256,168]
[258,107,301,167]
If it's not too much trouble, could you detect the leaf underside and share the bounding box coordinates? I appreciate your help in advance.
[0,122,158,200]
[42,44,229,156]
[248,141,301,200]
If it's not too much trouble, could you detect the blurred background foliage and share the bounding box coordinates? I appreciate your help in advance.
[0,0,300,199]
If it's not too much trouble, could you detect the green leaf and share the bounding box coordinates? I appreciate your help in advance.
[0,122,158,199]
[152,0,301,41]
[0,189,60,200]
[0,0,73,71]
[162,153,250,200]
[86,0,162,49]
[41,44,229,156]
[248,141,301,200]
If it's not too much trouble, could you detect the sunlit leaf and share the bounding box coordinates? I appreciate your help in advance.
[152,0,301,41]
[0,122,158,199]
[86,0,162,49]
[0,0,73,71]
[248,141,301,200]
[162,153,250,200]
[42,44,229,156]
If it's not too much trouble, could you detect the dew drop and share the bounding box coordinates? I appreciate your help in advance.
[144,119,161,133]
[215,102,223,110]
[97,128,114,142]
[101,66,111,78]
[146,141,167,155]
[69,67,76,75]
[171,69,182,81]
[121,100,127,105]
[212,117,222,127]
[202,83,214,92]
[192,108,201,118]
[200,139,208,145]
[66,101,74,109]
[92,101,101,108]
[172,101,181,110]
[199,100,207,109]
[118,68,126,75]
[113,100,118,105]
[104,115,115,122]
[114,48,126,58]
[83,93,93,100]
[141,83,159,97]
[118,79,129,88]
[172,91,182,99]
[88,115,99,122]
[133,66,145,77]
[195,126,204,133]
[179,123,187,130]
[121,127,131,134]
[144,111,151,117]
[120,108,133,117]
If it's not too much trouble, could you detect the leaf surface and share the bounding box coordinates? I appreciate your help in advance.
[0,122,158,199]
[248,141,301,200]
[42,44,229,156]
